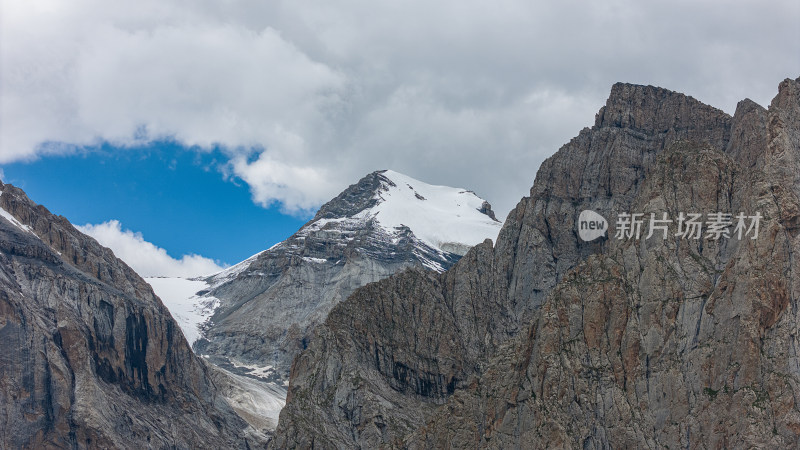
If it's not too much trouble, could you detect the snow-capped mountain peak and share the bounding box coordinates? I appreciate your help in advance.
[145,169,505,431]
[306,169,502,256]
[359,170,501,255]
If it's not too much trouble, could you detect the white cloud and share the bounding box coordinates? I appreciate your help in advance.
[77,220,225,278]
[230,151,340,215]
[2,0,799,217]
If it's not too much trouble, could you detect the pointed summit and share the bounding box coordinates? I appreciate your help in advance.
[312,169,501,255]
[314,170,500,246]
[313,170,390,220]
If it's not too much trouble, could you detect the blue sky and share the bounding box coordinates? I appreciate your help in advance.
[0,143,308,267]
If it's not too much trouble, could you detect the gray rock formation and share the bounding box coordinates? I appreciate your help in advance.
[272,77,800,448]
[0,184,261,448]
[195,169,502,387]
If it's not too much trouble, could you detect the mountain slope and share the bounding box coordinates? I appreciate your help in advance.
[144,170,501,432]
[272,78,799,448]
[188,169,501,383]
[0,183,259,448]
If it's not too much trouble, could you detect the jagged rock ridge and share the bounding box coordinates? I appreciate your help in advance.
[272,78,800,448]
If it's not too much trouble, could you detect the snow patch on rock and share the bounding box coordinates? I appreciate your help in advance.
[0,194,36,236]
[146,277,220,346]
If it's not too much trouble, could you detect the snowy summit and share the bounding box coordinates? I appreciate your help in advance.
[364,170,502,255]
[148,169,503,350]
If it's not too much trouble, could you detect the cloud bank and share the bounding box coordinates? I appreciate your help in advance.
[3,0,799,217]
[77,220,225,277]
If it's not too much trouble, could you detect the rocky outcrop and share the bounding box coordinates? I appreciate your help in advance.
[273,78,800,448]
[0,184,259,448]
[478,200,500,222]
[727,98,768,170]
[409,138,798,448]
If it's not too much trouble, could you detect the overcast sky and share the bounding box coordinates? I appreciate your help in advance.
[1,0,799,275]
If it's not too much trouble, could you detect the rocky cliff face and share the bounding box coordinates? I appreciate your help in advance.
[272,78,800,448]
[0,184,260,448]
[194,169,502,388]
